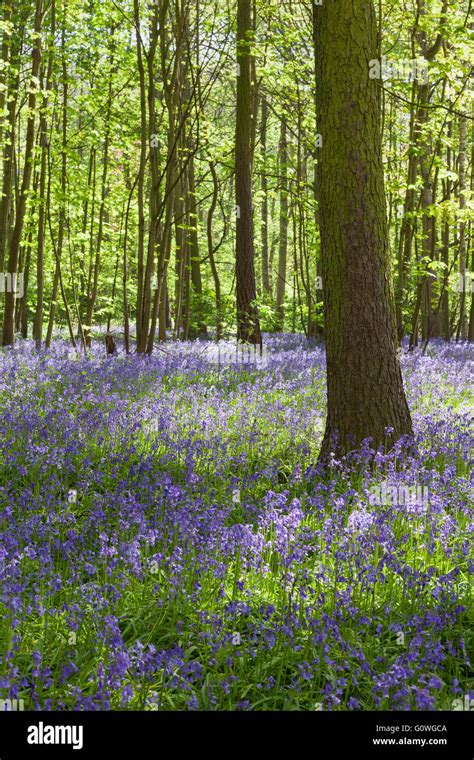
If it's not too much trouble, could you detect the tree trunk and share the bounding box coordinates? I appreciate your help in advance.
[469,121,474,342]
[0,2,18,276]
[3,0,43,346]
[314,0,413,460]
[260,95,271,297]
[19,222,33,337]
[134,0,147,347]
[439,118,452,341]
[457,115,468,340]
[235,0,261,344]
[84,29,114,346]
[207,161,223,340]
[275,116,288,331]
[33,1,55,350]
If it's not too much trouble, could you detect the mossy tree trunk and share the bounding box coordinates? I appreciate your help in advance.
[314,0,413,460]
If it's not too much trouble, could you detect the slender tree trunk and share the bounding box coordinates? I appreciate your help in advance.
[158,279,167,342]
[395,78,419,342]
[33,106,48,348]
[235,0,261,344]
[33,1,55,349]
[3,0,43,346]
[441,120,452,341]
[45,266,59,348]
[19,222,33,337]
[457,115,468,340]
[122,171,137,355]
[139,14,160,354]
[45,0,76,350]
[468,121,474,342]
[0,2,18,277]
[188,154,206,336]
[275,117,288,332]
[134,0,147,346]
[0,3,12,152]
[84,30,114,346]
[408,0,448,343]
[207,161,223,340]
[260,95,271,297]
[174,169,186,338]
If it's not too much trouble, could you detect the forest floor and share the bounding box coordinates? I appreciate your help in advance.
[0,335,473,710]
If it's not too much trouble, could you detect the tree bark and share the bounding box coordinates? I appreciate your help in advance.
[260,95,271,297]
[275,116,288,331]
[468,120,474,342]
[3,0,43,346]
[84,28,114,346]
[457,115,468,340]
[33,0,55,350]
[235,0,261,344]
[314,0,413,460]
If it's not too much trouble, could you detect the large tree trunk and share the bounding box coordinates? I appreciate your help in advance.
[314,0,413,460]
[235,0,261,344]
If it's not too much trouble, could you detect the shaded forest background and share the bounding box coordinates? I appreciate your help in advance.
[0,0,472,352]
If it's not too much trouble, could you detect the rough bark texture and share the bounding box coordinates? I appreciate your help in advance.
[235,0,261,344]
[315,0,413,460]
